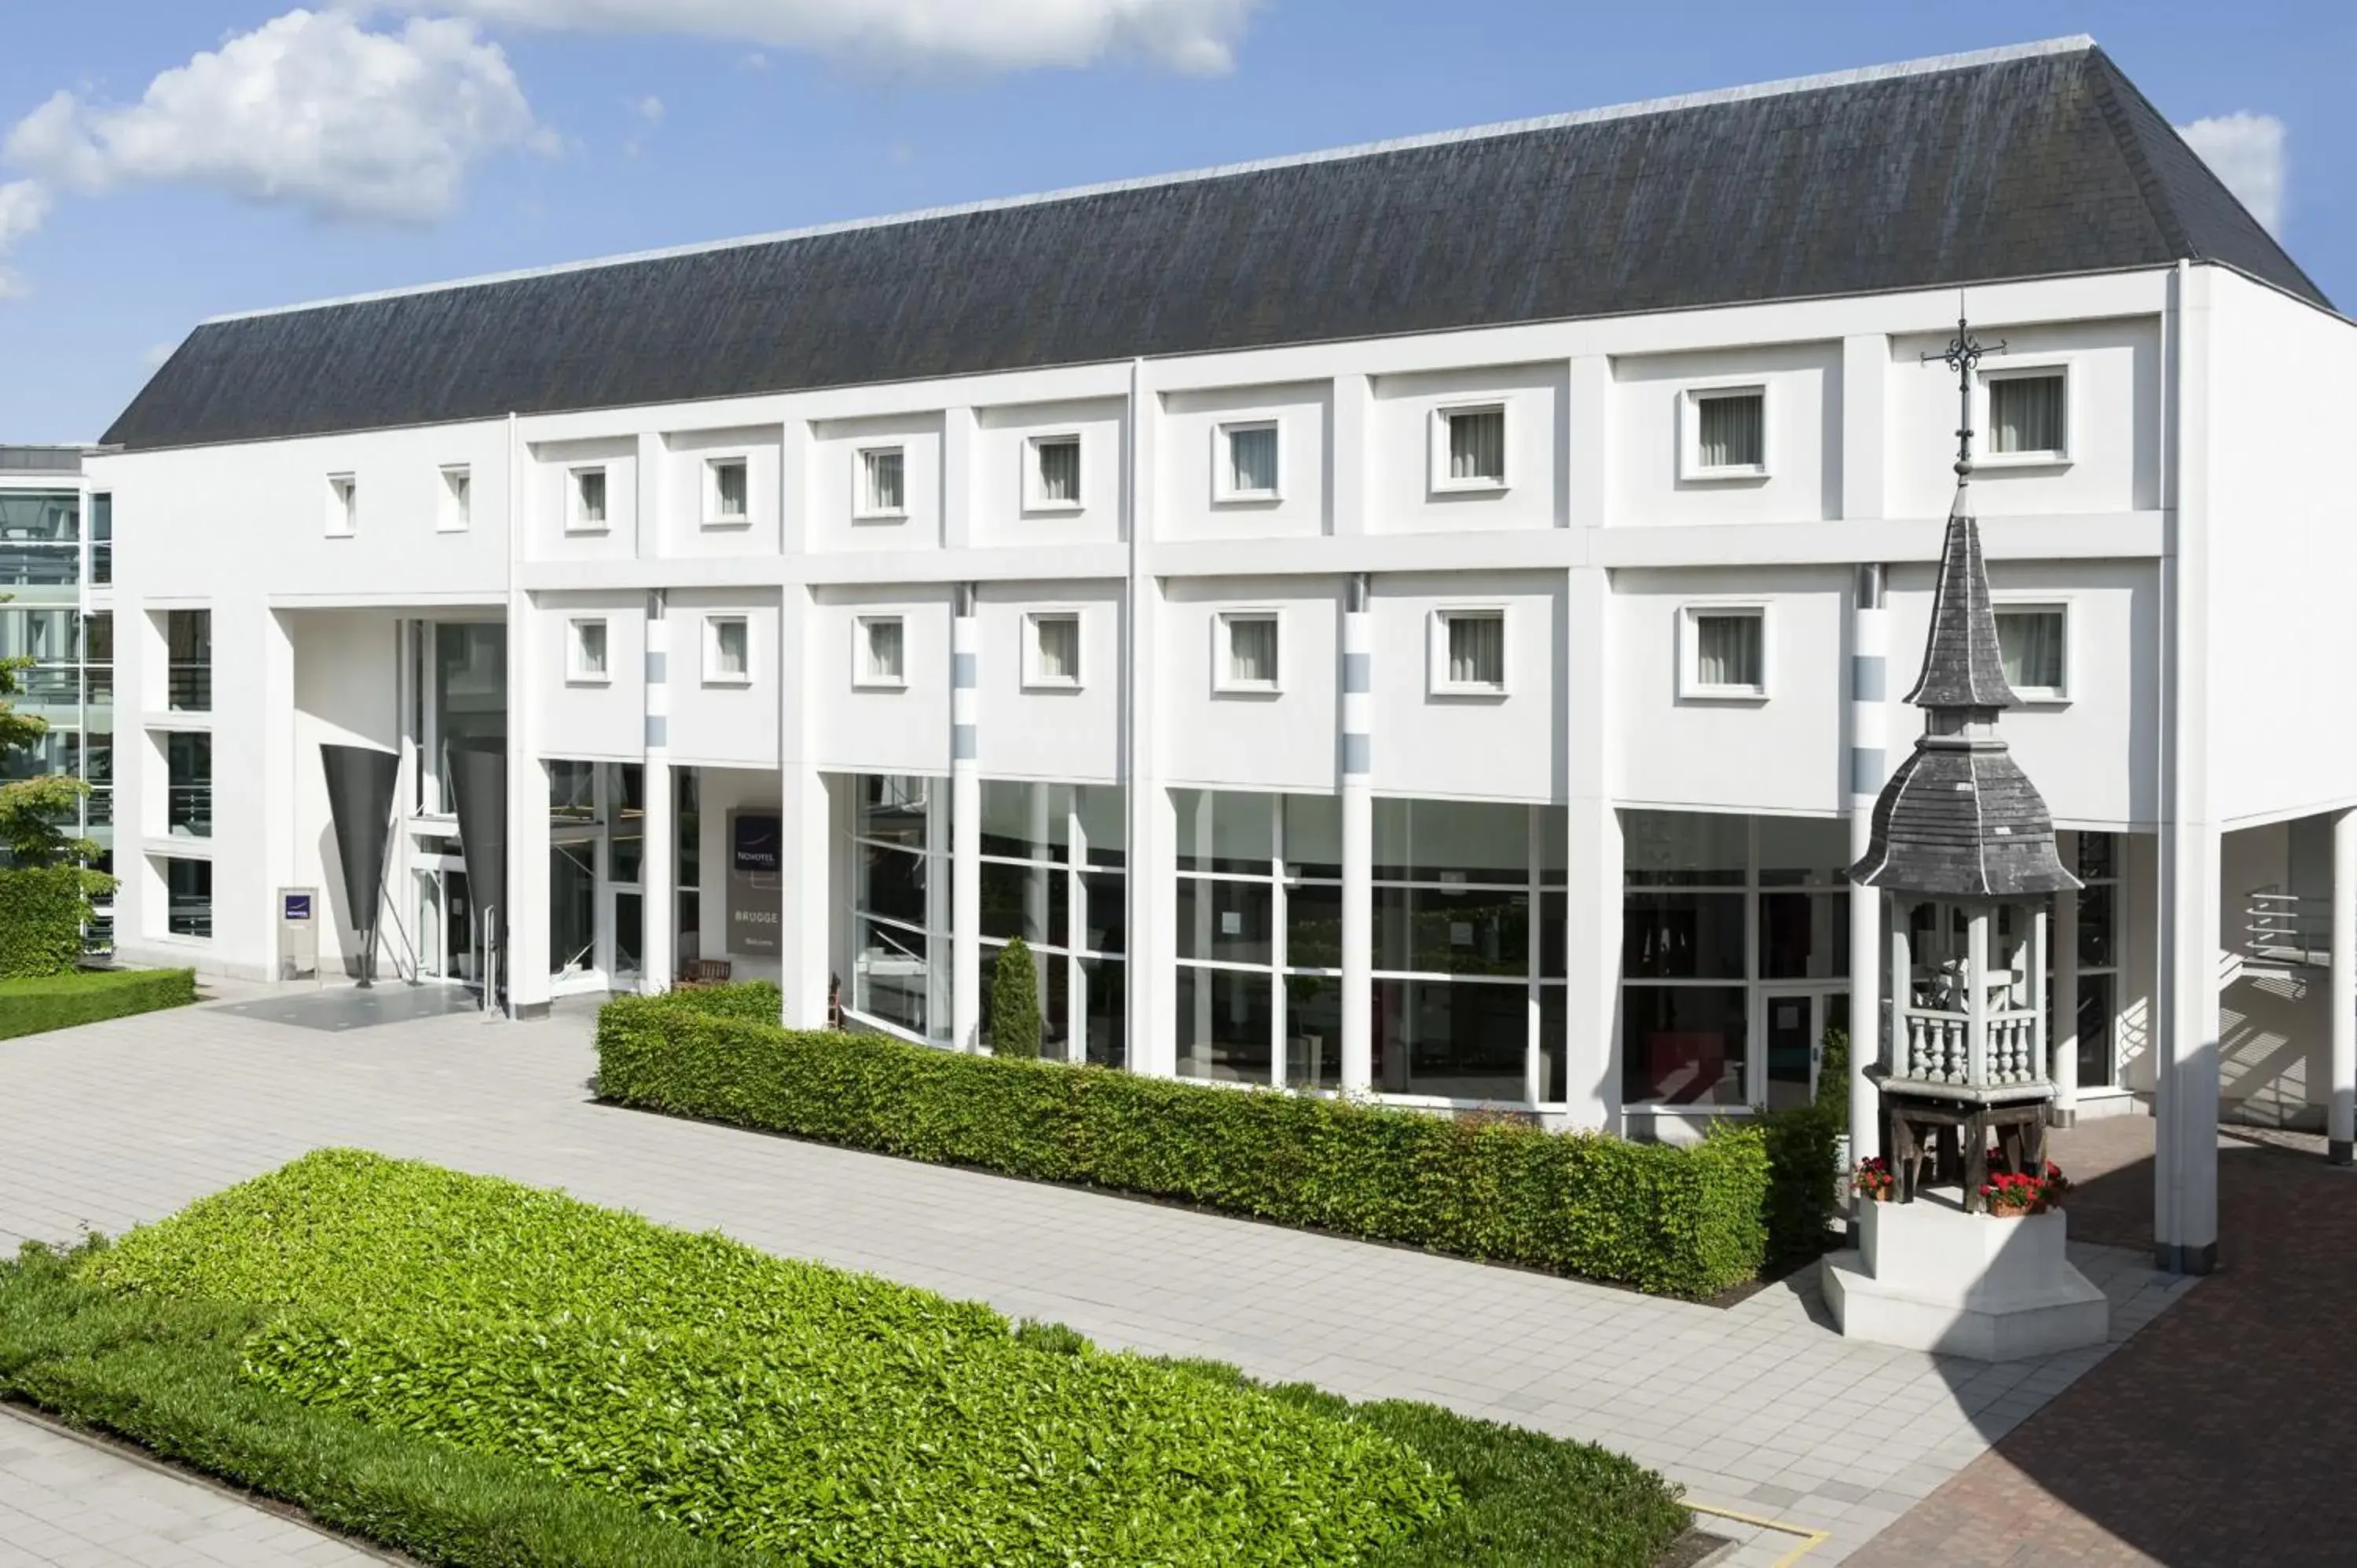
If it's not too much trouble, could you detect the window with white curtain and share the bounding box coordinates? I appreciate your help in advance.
[1028,612,1081,687]
[1434,610,1506,694]
[1694,390,1766,471]
[571,467,608,529]
[568,617,609,683]
[1219,422,1279,500]
[1682,606,1767,698]
[705,616,750,683]
[1031,435,1082,508]
[708,459,749,522]
[856,615,906,687]
[1996,606,2068,698]
[859,447,906,517]
[1438,405,1507,488]
[1217,612,1280,692]
[1988,371,2067,459]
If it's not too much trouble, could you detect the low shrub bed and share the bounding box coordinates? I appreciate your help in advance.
[0,967,196,1041]
[599,987,1769,1299]
[0,1151,1689,1567]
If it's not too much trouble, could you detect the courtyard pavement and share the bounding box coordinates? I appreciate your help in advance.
[0,984,2202,1566]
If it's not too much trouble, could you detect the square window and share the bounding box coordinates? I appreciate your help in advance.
[569,617,609,683]
[1681,606,1768,698]
[1215,612,1280,693]
[1986,369,2069,460]
[856,615,906,687]
[1434,405,1507,490]
[1681,387,1769,478]
[161,855,212,940]
[1995,604,2069,700]
[1028,612,1082,688]
[708,459,749,523]
[705,616,750,683]
[1432,610,1507,694]
[326,474,357,537]
[570,467,608,529]
[1030,435,1082,510]
[858,446,907,518]
[438,466,471,532]
[1217,421,1280,500]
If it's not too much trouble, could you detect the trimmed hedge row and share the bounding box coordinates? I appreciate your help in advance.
[599,988,1770,1299]
[0,967,196,1041]
[0,866,87,979]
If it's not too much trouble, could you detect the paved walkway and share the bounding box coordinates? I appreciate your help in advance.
[0,985,2198,1566]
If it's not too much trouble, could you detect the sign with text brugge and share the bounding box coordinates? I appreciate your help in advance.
[727,808,783,957]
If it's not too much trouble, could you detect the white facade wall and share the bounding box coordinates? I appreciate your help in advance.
[90,264,2357,1139]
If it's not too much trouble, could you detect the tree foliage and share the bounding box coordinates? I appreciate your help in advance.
[988,936,1043,1058]
[0,636,111,903]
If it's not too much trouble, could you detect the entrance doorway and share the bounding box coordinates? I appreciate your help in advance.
[1763,990,1849,1110]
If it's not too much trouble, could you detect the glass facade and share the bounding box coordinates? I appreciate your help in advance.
[976,780,1126,1065]
[848,774,951,1041]
[1174,789,1343,1090]
[0,477,108,948]
[2073,832,2120,1090]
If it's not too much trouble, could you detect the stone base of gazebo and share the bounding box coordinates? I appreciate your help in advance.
[1823,1189,2110,1361]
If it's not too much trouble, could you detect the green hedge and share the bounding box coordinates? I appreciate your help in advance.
[601,988,1770,1299]
[0,866,87,979]
[33,1150,1692,1566]
[1756,1100,1842,1264]
[0,967,196,1041]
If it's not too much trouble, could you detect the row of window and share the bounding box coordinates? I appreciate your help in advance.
[321,365,2077,540]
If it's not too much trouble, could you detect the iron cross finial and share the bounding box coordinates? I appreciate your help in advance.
[1923,313,2006,478]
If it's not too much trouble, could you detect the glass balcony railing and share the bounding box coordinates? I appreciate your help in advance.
[167,784,211,838]
[167,661,211,713]
[0,547,80,588]
[12,665,80,704]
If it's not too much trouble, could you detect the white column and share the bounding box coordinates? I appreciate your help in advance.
[640,595,673,994]
[1561,562,1618,1130]
[951,587,981,1051]
[1340,576,1373,1094]
[1848,565,1888,1163]
[2053,830,2080,1126]
[2331,808,2356,1166]
[504,587,551,1017]
[777,583,829,1028]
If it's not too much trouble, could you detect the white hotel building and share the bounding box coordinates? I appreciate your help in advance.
[93,39,2357,1271]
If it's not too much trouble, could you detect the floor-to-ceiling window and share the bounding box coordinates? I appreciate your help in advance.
[847,773,951,1042]
[975,782,1127,1065]
[1621,811,1849,1112]
[2073,832,2120,1090]
[549,760,599,984]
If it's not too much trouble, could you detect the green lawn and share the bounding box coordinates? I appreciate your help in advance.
[0,1152,1690,1567]
[0,967,195,1040]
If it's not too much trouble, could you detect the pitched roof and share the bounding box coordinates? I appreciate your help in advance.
[103,37,2326,452]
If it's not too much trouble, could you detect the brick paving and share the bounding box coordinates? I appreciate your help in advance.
[0,984,2201,1566]
[1851,1116,2357,1567]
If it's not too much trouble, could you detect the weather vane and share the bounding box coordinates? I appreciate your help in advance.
[1922,310,2006,479]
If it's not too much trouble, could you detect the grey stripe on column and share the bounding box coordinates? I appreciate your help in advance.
[953,652,977,688]
[1343,654,1371,694]
[953,724,977,760]
[646,650,667,684]
[1850,654,1884,702]
[646,716,669,749]
[1343,734,1371,775]
[1849,746,1886,795]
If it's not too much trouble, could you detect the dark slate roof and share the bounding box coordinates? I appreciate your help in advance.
[1854,502,2080,898]
[104,38,2327,452]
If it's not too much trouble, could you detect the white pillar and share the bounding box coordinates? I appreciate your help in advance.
[640,595,674,995]
[2331,808,2356,1166]
[951,586,981,1052]
[2052,830,2080,1126]
[504,584,551,1017]
[1562,562,1618,1130]
[1848,564,1888,1163]
[1340,576,1373,1094]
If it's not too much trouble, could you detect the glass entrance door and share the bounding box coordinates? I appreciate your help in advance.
[1762,991,1847,1110]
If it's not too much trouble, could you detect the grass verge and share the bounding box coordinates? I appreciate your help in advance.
[0,968,196,1042]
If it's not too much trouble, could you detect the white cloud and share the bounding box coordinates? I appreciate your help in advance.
[5,9,548,225]
[0,179,50,299]
[392,0,1259,75]
[2176,112,2286,235]
[634,95,665,124]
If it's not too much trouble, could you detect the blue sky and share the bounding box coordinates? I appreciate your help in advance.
[0,1,2345,442]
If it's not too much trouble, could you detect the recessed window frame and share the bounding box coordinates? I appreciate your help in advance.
[1212,609,1283,696]
[1025,432,1085,514]
[1023,610,1084,691]
[1976,361,2074,467]
[566,616,611,685]
[1428,401,1510,494]
[1677,602,1772,702]
[703,614,752,687]
[705,456,751,527]
[853,614,908,691]
[854,445,908,521]
[567,465,610,533]
[1428,606,1511,698]
[325,473,357,538]
[1991,595,2073,705]
[1677,383,1772,482]
[1212,419,1282,504]
[437,465,471,533]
